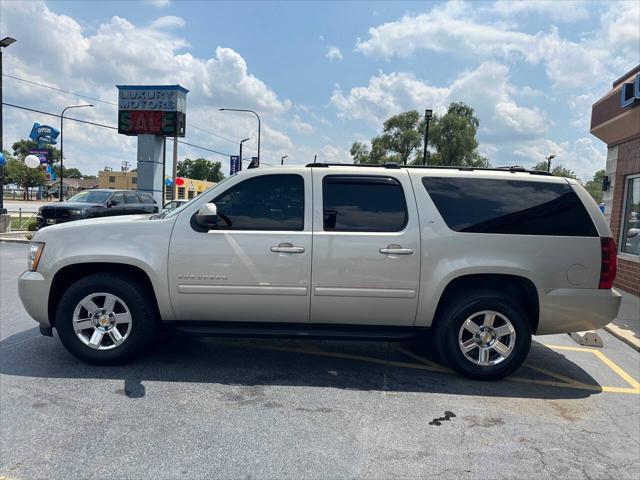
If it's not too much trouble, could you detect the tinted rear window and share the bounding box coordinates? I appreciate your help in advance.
[422,177,597,237]
[323,176,407,232]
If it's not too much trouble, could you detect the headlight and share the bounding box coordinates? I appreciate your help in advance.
[28,242,45,272]
[69,209,85,216]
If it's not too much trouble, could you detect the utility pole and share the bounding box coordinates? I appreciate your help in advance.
[219,108,261,164]
[0,36,17,215]
[239,137,250,172]
[59,104,93,201]
[172,136,178,200]
[121,160,131,172]
[422,109,433,166]
[546,154,556,173]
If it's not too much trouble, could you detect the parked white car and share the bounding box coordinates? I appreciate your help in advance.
[19,164,621,380]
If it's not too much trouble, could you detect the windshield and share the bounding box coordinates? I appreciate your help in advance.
[67,191,112,203]
[154,175,236,219]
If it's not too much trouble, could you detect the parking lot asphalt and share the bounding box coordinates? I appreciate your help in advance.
[1,241,639,479]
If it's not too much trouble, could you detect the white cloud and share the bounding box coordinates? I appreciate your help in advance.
[490,1,591,22]
[513,137,605,180]
[0,1,300,174]
[149,16,185,29]
[355,1,640,93]
[325,46,343,62]
[291,115,313,134]
[145,0,170,8]
[331,62,548,142]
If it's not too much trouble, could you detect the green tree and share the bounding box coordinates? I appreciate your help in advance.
[379,110,423,165]
[4,157,46,197]
[51,165,84,178]
[349,102,489,167]
[532,161,577,179]
[427,102,489,167]
[350,141,371,164]
[585,169,605,204]
[177,157,225,182]
[11,139,61,163]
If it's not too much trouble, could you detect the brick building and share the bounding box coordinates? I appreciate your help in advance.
[590,65,640,295]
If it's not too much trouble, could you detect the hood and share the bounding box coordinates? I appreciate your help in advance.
[40,202,103,210]
[32,214,153,240]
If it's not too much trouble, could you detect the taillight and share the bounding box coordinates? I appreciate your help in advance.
[599,237,617,289]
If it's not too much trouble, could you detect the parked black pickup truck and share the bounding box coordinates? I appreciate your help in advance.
[37,189,158,229]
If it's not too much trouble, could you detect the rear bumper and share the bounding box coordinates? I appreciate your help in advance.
[18,270,52,327]
[537,287,622,335]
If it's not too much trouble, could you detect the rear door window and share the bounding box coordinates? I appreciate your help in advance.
[422,177,597,237]
[124,192,140,204]
[323,176,407,232]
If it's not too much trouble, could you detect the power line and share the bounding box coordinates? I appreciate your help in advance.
[2,72,267,154]
[2,102,233,157]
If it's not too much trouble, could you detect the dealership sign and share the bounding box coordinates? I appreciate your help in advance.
[116,85,188,137]
[28,149,49,165]
[28,123,60,146]
[620,74,640,108]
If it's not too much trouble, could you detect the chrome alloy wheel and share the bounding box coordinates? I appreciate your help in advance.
[458,310,516,367]
[72,292,132,350]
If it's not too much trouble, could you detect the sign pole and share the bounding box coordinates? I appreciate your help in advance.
[172,136,178,200]
[162,137,166,204]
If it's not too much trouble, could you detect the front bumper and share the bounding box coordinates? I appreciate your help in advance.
[36,216,74,229]
[18,270,52,327]
[537,287,622,335]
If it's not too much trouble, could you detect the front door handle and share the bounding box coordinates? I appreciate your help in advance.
[379,244,414,255]
[271,242,305,253]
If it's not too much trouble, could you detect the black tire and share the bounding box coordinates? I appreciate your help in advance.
[55,273,158,365]
[434,289,531,380]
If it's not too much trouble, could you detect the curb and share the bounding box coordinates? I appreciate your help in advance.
[604,324,640,352]
[0,238,30,244]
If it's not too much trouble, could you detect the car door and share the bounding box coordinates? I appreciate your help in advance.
[310,169,421,326]
[138,193,159,213]
[124,192,144,214]
[105,192,126,216]
[168,170,312,323]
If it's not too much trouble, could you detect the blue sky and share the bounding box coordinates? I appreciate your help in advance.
[1,0,639,179]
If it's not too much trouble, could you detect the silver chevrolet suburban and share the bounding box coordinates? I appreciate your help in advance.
[18,164,622,380]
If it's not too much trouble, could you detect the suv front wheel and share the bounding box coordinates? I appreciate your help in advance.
[55,273,158,365]
[435,290,531,380]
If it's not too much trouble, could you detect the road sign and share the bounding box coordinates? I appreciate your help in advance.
[230,155,240,175]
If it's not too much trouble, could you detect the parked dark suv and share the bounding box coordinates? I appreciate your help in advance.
[37,189,158,229]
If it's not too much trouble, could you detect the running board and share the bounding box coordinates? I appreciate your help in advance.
[173,322,426,341]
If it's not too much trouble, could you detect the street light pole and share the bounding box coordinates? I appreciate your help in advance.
[422,109,433,166]
[219,108,261,164]
[239,137,250,171]
[281,155,288,165]
[0,36,17,215]
[59,104,93,201]
[546,154,556,173]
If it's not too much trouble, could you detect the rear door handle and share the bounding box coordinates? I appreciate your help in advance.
[379,244,414,255]
[271,242,305,253]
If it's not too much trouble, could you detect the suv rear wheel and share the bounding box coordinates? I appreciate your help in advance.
[55,273,158,365]
[435,290,531,380]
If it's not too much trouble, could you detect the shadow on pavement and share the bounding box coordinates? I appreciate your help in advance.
[0,327,603,400]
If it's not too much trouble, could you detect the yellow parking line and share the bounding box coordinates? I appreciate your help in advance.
[545,344,640,394]
[522,364,594,389]
[211,340,640,394]
[393,345,451,372]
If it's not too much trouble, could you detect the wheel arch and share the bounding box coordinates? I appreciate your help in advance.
[431,273,540,334]
[48,263,160,327]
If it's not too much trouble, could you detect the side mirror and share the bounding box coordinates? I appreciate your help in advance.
[194,203,218,230]
[107,200,114,208]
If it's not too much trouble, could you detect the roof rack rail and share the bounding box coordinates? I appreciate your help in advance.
[304,162,554,176]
